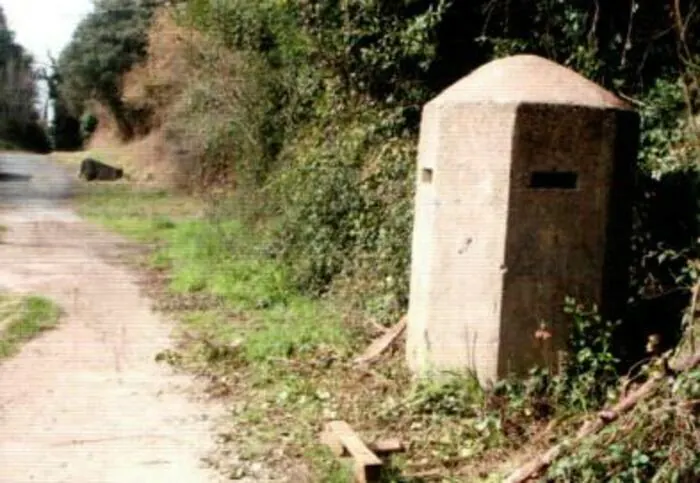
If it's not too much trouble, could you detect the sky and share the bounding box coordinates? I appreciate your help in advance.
[2,0,94,118]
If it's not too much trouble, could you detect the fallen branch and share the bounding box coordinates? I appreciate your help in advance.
[503,351,700,483]
[354,315,407,366]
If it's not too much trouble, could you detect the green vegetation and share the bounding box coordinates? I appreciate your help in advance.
[74,183,699,481]
[546,365,700,482]
[0,7,50,152]
[48,0,159,148]
[0,139,19,151]
[62,0,700,480]
[162,0,700,329]
[76,184,359,363]
[0,295,62,360]
[76,184,186,242]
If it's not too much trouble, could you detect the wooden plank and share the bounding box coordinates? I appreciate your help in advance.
[320,429,345,457]
[354,315,408,365]
[322,431,404,458]
[324,421,383,483]
[369,438,404,455]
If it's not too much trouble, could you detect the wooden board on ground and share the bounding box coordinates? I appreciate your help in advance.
[354,315,407,366]
[321,420,384,483]
[368,438,404,455]
[321,431,404,458]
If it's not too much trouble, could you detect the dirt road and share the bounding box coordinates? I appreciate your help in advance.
[0,154,227,482]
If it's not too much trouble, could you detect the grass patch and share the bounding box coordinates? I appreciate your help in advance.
[160,218,358,360]
[75,183,201,243]
[0,294,62,359]
[75,183,359,365]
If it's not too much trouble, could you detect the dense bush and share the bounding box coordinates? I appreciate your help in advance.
[174,1,700,329]
[178,0,448,323]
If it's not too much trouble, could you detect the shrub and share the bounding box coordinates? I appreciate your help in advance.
[80,112,98,141]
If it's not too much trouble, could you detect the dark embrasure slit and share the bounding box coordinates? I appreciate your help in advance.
[529,171,578,189]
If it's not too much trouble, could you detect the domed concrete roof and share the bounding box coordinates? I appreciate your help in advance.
[432,54,630,110]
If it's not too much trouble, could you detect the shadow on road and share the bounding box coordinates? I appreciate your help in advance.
[0,172,32,182]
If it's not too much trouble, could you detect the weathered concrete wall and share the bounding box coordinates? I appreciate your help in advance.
[407,102,517,382]
[498,104,635,377]
[407,54,639,386]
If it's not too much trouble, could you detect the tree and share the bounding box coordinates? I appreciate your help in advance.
[56,0,158,140]
[40,55,82,151]
[0,5,50,152]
